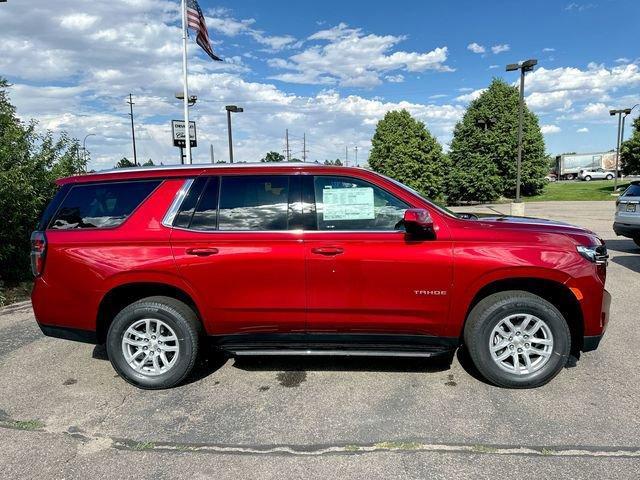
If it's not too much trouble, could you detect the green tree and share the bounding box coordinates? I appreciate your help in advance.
[115,157,135,168]
[0,78,85,287]
[621,116,640,175]
[143,159,154,167]
[261,151,285,162]
[447,78,547,203]
[369,109,447,200]
[324,159,343,166]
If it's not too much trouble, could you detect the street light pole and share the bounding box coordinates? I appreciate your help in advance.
[506,59,537,205]
[225,105,243,163]
[82,134,95,168]
[610,105,638,192]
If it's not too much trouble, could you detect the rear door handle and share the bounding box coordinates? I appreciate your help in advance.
[311,246,344,256]
[185,247,219,256]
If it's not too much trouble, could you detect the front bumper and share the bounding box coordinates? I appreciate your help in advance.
[613,222,640,238]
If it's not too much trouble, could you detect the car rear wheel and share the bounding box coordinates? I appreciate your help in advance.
[106,296,201,389]
[463,290,570,388]
[584,176,591,181]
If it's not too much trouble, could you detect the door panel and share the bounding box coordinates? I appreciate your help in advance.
[305,232,453,335]
[304,175,453,336]
[170,175,306,335]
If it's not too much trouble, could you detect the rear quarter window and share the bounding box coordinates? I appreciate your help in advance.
[622,184,640,197]
[48,180,161,230]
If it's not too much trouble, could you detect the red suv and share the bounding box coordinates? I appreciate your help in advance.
[31,164,610,389]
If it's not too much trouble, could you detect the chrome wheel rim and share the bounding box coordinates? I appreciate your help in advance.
[489,314,554,375]
[121,318,180,376]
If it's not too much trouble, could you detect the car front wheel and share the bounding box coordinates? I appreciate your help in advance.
[106,296,201,389]
[584,176,591,181]
[606,174,614,180]
[463,291,570,388]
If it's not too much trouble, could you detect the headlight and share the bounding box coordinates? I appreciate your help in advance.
[577,245,608,265]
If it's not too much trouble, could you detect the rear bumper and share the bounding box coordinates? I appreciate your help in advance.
[613,222,640,238]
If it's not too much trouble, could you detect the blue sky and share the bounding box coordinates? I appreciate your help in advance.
[1,0,639,169]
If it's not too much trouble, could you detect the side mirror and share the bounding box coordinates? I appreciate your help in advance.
[403,208,435,238]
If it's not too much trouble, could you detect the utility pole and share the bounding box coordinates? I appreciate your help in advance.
[610,105,638,192]
[210,144,215,163]
[285,129,291,161]
[354,146,358,166]
[345,146,348,166]
[127,94,138,166]
[302,133,307,162]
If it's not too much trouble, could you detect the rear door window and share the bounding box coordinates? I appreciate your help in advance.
[49,180,161,230]
[218,175,290,230]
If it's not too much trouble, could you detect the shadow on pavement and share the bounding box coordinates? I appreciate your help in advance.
[232,352,454,374]
[611,256,640,274]
[604,239,639,254]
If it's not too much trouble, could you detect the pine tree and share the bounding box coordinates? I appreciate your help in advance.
[369,109,447,200]
[621,116,640,175]
[447,79,547,203]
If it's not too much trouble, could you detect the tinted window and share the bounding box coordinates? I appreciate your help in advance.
[218,175,289,230]
[173,177,207,228]
[49,180,161,230]
[313,176,409,231]
[623,184,640,197]
[190,177,220,231]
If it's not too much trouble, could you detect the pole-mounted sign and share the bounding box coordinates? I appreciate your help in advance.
[171,120,197,148]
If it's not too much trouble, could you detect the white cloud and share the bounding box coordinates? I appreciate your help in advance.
[488,64,500,69]
[615,57,631,63]
[269,23,453,87]
[385,74,405,83]
[543,47,556,52]
[491,44,510,54]
[59,13,99,31]
[577,127,589,133]
[525,63,640,112]
[467,42,485,54]
[541,124,561,134]
[565,3,595,12]
[455,88,486,103]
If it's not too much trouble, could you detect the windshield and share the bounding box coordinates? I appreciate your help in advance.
[381,174,458,218]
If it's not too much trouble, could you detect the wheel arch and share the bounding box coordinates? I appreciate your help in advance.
[96,282,203,344]
[462,277,584,354]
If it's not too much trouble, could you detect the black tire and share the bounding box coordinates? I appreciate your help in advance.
[106,296,201,389]
[634,237,640,248]
[584,176,591,181]
[606,174,614,180]
[463,290,570,389]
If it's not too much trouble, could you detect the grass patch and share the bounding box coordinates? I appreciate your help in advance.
[132,441,155,451]
[1,419,45,431]
[472,444,498,454]
[525,180,629,202]
[0,280,32,307]
[374,441,422,450]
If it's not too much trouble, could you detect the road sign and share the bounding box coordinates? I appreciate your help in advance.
[171,120,197,148]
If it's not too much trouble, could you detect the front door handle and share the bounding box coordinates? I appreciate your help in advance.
[311,246,344,256]
[185,247,219,256]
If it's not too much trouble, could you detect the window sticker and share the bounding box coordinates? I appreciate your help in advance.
[322,187,375,221]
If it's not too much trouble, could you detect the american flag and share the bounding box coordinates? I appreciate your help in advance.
[186,0,222,61]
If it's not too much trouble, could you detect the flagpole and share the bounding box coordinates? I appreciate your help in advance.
[181,0,192,164]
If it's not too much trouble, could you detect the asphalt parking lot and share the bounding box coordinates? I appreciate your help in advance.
[1,200,639,479]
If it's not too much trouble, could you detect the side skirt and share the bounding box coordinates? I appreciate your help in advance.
[209,333,459,358]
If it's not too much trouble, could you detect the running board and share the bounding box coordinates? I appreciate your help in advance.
[230,349,439,358]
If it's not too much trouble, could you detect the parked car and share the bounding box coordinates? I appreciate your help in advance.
[31,164,610,389]
[613,181,640,247]
[578,168,615,181]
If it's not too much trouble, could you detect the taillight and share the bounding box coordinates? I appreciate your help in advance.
[30,231,47,277]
